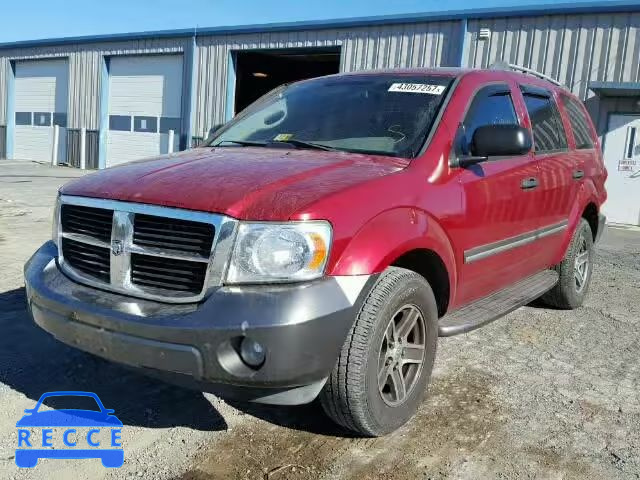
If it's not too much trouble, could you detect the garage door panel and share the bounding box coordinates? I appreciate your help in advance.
[106,55,183,167]
[107,131,178,167]
[13,59,68,163]
[14,127,53,160]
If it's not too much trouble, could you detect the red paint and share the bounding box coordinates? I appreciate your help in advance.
[61,69,606,312]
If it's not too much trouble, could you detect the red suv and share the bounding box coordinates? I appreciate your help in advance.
[25,67,607,436]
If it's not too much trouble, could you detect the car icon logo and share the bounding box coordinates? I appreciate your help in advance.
[15,391,124,468]
[111,240,124,256]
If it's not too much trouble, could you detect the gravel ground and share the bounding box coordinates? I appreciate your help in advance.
[0,162,638,480]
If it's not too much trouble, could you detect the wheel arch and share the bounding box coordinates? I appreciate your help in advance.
[330,207,457,314]
[581,202,599,241]
[552,183,602,265]
[390,249,450,317]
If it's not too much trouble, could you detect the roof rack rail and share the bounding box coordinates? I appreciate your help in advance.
[489,61,564,88]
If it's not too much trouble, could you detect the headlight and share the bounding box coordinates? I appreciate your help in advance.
[225,221,332,284]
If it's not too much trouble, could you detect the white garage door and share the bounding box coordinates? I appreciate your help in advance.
[602,114,640,226]
[14,59,68,162]
[106,55,183,167]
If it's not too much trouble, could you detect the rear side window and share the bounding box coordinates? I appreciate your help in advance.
[522,89,568,153]
[561,96,594,149]
[463,85,519,149]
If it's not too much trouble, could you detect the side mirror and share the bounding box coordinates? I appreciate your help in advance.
[471,124,532,158]
[453,124,532,168]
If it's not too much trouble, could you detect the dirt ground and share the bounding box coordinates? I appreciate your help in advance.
[0,162,638,480]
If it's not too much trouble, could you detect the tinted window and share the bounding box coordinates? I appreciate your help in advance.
[207,75,453,158]
[522,92,568,153]
[53,112,67,128]
[160,117,181,134]
[134,116,158,133]
[561,96,594,149]
[464,86,519,146]
[109,115,131,132]
[34,112,52,127]
[15,112,32,126]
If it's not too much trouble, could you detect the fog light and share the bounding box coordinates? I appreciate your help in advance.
[240,337,266,368]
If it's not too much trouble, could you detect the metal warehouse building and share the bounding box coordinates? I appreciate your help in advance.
[0,1,639,224]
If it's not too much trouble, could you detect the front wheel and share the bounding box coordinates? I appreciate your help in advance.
[319,267,438,437]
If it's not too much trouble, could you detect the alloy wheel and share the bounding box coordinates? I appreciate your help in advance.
[377,304,427,407]
[574,233,590,293]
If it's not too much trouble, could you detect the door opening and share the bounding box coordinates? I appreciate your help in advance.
[233,47,341,114]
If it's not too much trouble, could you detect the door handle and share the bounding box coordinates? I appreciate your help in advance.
[573,170,585,180]
[521,177,539,190]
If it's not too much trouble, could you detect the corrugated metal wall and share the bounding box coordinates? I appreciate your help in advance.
[0,38,188,130]
[192,21,462,137]
[464,12,640,100]
[0,58,8,125]
[1,10,639,162]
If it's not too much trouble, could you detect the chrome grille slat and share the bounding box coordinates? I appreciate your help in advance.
[131,254,207,293]
[127,244,209,263]
[56,195,238,304]
[61,238,110,283]
[61,232,110,248]
[61,204,113,242]
[133,214,215,256]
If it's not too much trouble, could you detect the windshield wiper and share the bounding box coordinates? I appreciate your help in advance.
[274,139,337,151]
[214,140,268,147]
[215,139,336,151]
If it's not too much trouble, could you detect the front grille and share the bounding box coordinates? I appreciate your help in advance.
[61,237,111,282]
[133,214,215,256]
[61,204,113,242]
[131,254,208,294]
[57,196,231,303]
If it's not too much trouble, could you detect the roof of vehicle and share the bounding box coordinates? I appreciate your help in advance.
[323,67,571,94]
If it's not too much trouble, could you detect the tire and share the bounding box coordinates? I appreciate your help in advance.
[319,266,438,437]
[541,218,594,309]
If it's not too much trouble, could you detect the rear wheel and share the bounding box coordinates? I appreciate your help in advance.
[320,267,438,437]
[542,218,594,309]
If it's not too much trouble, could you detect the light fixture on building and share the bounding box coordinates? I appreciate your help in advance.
[479,28,491,41]
[252,72,268,78]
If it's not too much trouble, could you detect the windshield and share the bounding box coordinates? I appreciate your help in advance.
[206,74,454,158]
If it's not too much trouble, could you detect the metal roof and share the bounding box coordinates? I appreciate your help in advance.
[589,82,640,97]
[1,0,639,50]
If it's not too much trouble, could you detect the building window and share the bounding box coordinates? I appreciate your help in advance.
[34,112,52,127]
[109,115,132,132]
[159,117,181,134]
[15,112,32,126]
[522,91,568,153]
[561,96,594,150]
[133,116,158,133]
[53,112,68,128]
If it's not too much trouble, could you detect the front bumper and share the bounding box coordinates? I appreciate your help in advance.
[24,241,376,405]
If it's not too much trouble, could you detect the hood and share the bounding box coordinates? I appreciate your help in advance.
[60,147,408,220]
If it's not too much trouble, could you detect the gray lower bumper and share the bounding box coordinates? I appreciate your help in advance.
[24,241,376,405]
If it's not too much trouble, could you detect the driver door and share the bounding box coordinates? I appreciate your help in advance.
[452,83,544,306]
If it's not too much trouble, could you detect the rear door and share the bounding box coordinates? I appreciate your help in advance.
[454,83,543,306]
[519,86,575,266]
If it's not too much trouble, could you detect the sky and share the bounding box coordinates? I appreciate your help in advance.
[0,0,628,43]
